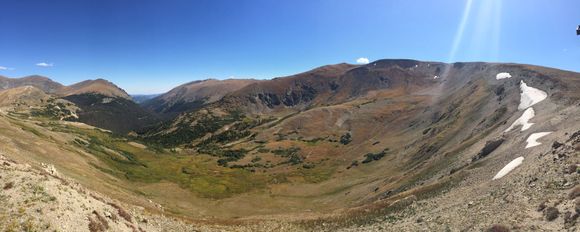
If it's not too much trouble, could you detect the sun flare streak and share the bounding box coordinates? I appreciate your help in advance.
[448,0,473,63]
[441,0,473,78]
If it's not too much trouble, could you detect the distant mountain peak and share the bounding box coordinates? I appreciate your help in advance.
[0,75,64,93]
[20,75,53,80]
[59,78,131,99]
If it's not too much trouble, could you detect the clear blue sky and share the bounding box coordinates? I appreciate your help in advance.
[0,0,578,94]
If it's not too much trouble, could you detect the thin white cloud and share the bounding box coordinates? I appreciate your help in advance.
[226,76,256,80]
[0,66,14,70]
[356,57,370,64]
[36,62,54,67]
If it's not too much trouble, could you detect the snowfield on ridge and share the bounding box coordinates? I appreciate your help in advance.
[495,72,512,80]
[518,80,548,110]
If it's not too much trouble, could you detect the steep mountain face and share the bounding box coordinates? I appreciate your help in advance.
[213,61,439,114]
[142,79,260,118]
[0,75,64,93]
[63,93,159,134]
[58,78,132,99]
[223,63,359,111]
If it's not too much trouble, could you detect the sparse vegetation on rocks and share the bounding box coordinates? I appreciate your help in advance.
[108,203,132,222]
[544,207,560,221]
[486,224,510,232]
[537,201,547,212]
[271,147,304,165]
[93,210,110,229]
[3,181,14,190]
[340,132,352,145]
[346,160,359,169]
[361,148,389,164]
[472,137,504,162]
[88,216,106,232]
[568,186,580,199]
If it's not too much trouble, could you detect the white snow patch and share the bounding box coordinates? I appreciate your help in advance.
[518,81,547,110]
[433,75,439,79]
[525,132,552,148]
[493,156,524,180]
[504,107,535,132]
[496,72,512,80]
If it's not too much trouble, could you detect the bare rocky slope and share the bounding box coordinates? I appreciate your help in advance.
[0,86,51,107]
[0,153,290,232]
[0,59,578,231]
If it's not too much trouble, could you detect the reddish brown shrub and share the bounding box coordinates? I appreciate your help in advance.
[92,210,109,229]
[88,217,105,232]
[569,186,580,199]
[544,207,560,221]
[108,202,132,222]
[3,182,14,190]
[487,224,510,232]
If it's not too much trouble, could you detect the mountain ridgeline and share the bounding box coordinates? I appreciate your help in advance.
[3,60,579,140]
